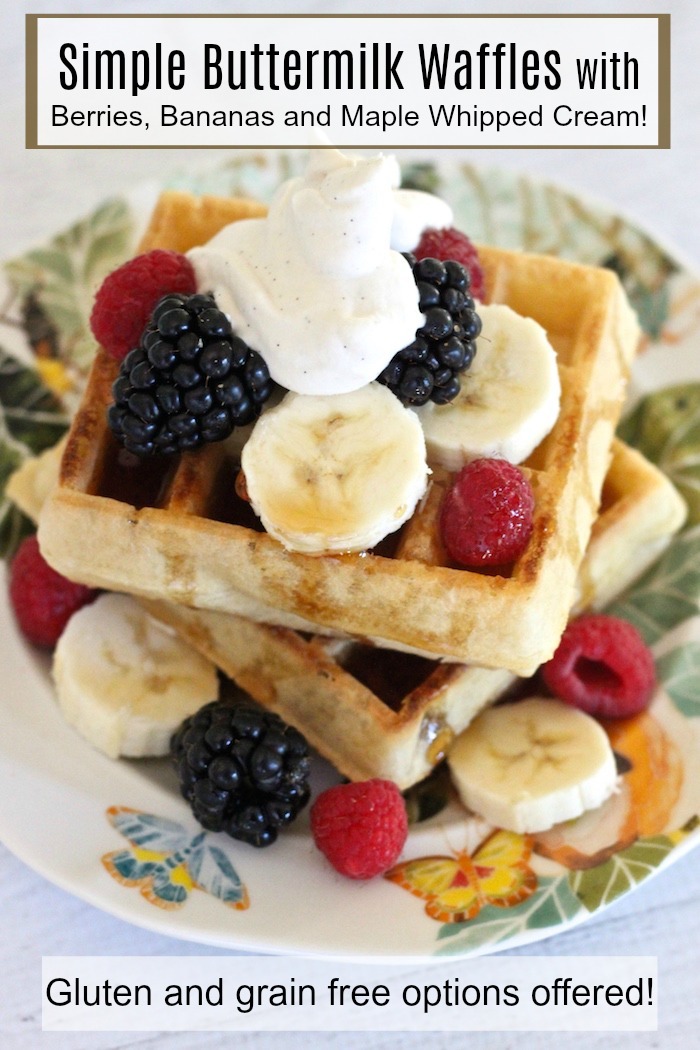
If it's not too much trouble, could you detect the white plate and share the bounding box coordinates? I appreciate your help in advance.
[1,152,699,960]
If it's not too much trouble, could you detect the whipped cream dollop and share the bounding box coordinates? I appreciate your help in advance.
[382,154,454,250]
[391,190,453,251]
[188,149,452,396]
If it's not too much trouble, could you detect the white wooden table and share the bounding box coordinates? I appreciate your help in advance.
[2,2,699,1048]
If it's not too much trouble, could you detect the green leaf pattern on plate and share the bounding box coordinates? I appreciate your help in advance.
[0,444,31,558]
[568,833,680,913]
[0,346,68,558]
[605,526,700,647]
[434,876,583,956]
[655,643,700,718]
[0,345,68,452]
[618,384,700,525]
[3,198,133,378]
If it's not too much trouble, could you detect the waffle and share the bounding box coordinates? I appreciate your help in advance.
[9,432,686,787]
[38,190,640,676]
[138,190,268,254]
[142,439,686,788]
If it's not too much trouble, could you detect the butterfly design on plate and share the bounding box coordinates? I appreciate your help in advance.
[384,829,537,924]
[101,806,249,912]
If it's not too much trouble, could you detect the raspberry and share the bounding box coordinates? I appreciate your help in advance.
[414,227,485,301]
[90,250,196,361]
[440,458,534,568]
[9,535,97,648]
[541,614,656,719]
[310,779,408,880]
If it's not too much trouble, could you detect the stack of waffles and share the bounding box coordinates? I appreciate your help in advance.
[36,188,686,788]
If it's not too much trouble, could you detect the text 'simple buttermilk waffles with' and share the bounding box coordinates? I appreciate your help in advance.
[9,149,687,872]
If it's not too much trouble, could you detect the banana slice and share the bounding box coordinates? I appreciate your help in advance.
[448,697,618,834]
[53,593,219,759]
[416,303,561,469]
[241,383,430,554]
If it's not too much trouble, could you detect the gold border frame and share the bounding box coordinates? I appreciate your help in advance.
[25,13,671,150]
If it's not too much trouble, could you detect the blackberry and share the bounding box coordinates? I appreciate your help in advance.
[107,292,274,456]
[170,696,311,848]
[378,255,481,407]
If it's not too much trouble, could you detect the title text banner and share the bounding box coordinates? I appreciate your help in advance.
[27,14,669,149]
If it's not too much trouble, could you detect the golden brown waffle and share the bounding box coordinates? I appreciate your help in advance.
[142,439,686,788]
[38,191,640,676]
[138,190,267,254]
[9,431,686,787]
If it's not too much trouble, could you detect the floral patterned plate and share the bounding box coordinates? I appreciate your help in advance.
[1,152,700,960]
